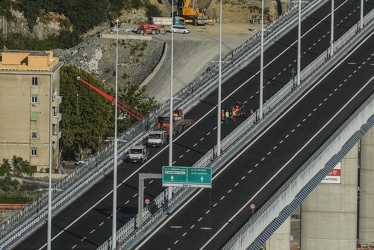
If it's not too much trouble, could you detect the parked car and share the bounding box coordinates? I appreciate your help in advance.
[170,25,190,34]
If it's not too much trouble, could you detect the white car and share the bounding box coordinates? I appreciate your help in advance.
[170,25,190,34]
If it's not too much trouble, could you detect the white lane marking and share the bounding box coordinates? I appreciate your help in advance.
[278,72,281,75]
[235,183,239,186]
[255,163,259,167]
[206,210,210,214]
[272,76,276,80]
[133,193,137,197]
[173,161,177,164]
[200,137,204,141]
[319,103,322,106]
[206,132,211,135]
[220,196,225,200]
[283,68,287,71]
[256,91,259,94]
[182,232,187,237]
[228,189,232,193]
[273,146,277,149]
[186,149,190,152]
[313,108,317,111]
[72,245,77,249]
[291,129,295,132]
[90,229,95,234]
[329,93,332,96]
[267,152,271,155]
[190,225,195,229]
[285,134,289,138]
[99,222,104,226]
[174,240,179,245]
[198,217,203,222]
[213,126,217,130]
[193,143,198,147]
[133,3,355,249]
[241,176,246,180]
[250,95,254,99]
[261,157,265,161]
[179,155,184,159]
[213,203,218,207]
[280,140,283,144]
[302,119,306,122]
[297,123,301,127]
[81,237,86,241]
[200,33,373,250]
[324,98,328,101]
[248,170,252,174]
[288,64,292,67]
[149,180,154,184]
[308,113,312,117]
[125,200,129,205]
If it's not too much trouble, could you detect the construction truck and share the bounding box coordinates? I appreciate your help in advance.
[137,23,163,35]
[157,109,195,136]
[77,77,144,120]
[179,0,207,25]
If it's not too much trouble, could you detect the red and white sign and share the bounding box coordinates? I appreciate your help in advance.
[145,198,150,205]
[322,162,341,184]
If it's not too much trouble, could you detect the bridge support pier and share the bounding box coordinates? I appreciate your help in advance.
[301,143,359,250]
[359,127,374,246]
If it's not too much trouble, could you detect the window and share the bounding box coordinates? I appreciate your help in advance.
[31,94,38,104]
[31,112,38,121]
[32,77,38,86]
[31,130,37,139]
[31,147,37,156]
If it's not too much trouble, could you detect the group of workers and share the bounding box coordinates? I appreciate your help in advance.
[221,101,254,122]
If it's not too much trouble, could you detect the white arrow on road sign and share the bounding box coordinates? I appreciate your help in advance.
[200,177,204,182]
[170,175,174,181]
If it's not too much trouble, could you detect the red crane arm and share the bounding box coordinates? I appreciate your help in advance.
[77,76,144,120]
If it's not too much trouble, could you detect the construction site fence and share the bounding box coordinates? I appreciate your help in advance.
[0,0,329,248]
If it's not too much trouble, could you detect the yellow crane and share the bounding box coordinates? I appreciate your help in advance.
[179,0,207,25]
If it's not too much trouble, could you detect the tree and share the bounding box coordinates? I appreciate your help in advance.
[59,65,114,160]
[0,159,12,176]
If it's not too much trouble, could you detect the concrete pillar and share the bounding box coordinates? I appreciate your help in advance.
[359,127,374,246]
[266,217,291,250]
[301,143,358,250]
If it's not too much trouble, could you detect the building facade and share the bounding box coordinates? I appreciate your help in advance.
[0,50,63,172]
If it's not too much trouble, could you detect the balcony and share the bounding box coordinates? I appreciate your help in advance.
[52,131,62,141]
[52,113,62,124]
[52,95,62,106]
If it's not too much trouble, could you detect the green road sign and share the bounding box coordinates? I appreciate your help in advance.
[162,166,212,188]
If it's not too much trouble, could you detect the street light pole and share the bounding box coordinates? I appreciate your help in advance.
[47,58,53,250]
[297,0,301,87]
[168,0,175,201]
[259,0,264,120]
[330,0,334,57]
[112,19,119,250]
[217,0,222,157]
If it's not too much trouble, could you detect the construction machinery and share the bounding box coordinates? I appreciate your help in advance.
[137,23,163,35]
[76,77,144,120]
[157,108,195,136]
[179,0,207,25]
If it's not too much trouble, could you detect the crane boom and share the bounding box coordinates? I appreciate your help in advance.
[77,76,144,120]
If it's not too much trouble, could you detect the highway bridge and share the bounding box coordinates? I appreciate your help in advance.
[4,0,373,249]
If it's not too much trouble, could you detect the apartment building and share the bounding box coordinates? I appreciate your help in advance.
[0,50,63,172]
